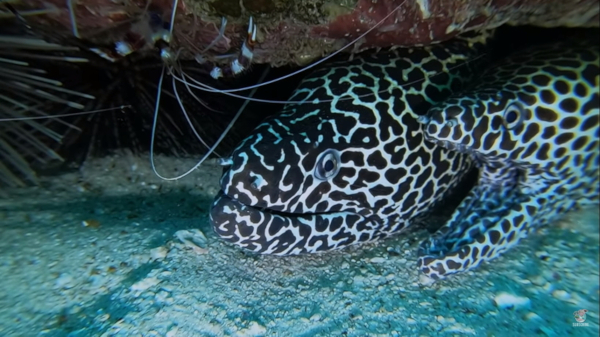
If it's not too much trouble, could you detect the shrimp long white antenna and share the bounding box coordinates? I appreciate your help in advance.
[149,0,406,180]
[149,0,209,180]
[177,64,224,113]
[150,65,270,181]
[168,0,180,36]
[168,0,481,105]
[0,7,59,19]
[171,73,213,151]
[67,0,80,38]
[0,106,131,122]
[171,53,485,105]
[201,17,228,53]
[160,0,408,109]
[188,0,407,94]
[149,64,168,179]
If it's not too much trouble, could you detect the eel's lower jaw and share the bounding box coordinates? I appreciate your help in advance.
[210,191,378,255]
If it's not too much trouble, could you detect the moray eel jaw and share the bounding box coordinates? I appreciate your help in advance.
[210,191,383,255]
[210,121,390,255]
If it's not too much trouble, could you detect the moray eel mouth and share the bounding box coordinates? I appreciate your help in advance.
[426,137,493,167]
[418,116,473,156]
[213,191,343,219]
[210,191,375,255]
[421,111,502,167]
[423,134,488,165]
[427,137,471,155]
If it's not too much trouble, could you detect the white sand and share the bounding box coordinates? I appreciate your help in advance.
[0,153,598,336]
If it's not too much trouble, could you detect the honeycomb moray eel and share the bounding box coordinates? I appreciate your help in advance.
[417,39,600,280]
[209,32,492,256]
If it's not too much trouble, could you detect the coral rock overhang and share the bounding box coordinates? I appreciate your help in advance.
[22,0,600,66]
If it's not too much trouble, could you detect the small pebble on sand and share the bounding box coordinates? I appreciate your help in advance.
[418,274,436,287]
[494,292,531,310]
[552,289,571,301]
[82,219,101,228]
[55,273,76,289]
[150,246,168,261]
[175,229,208,254]
[131,277,162,292]
[524,312,542,321]
[237,321,267,337]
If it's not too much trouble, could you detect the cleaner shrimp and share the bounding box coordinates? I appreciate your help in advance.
[1,0,485,186]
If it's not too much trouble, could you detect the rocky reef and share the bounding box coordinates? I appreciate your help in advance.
[22,0,600,66]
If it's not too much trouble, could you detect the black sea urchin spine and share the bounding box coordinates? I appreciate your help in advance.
[0,29,94,187]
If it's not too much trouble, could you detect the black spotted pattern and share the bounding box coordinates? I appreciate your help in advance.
[418,39,600,280]
[210,32,493,256]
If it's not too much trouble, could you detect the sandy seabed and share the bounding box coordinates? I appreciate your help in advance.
[0,153,598,337]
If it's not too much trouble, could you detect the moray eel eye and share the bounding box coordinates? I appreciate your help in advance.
[502,102,524,130]
[314,149,340,181]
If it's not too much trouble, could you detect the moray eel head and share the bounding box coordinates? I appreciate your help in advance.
[423,93,529,164]
[423,45,599,169]
[210,111,391,255]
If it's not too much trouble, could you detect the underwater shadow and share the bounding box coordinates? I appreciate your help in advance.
[44,262,162,337]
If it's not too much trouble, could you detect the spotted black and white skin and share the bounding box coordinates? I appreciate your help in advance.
[209,32,491,255]
[417,39,600,279]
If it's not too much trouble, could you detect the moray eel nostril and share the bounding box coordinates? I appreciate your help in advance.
[416,115,430,124]
[218,157,233,166]
[209,31,493,256]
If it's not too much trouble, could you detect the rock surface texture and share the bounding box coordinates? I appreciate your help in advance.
[23,0,600,66]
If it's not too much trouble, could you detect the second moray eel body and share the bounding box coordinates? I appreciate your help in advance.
[418,39,600,279]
